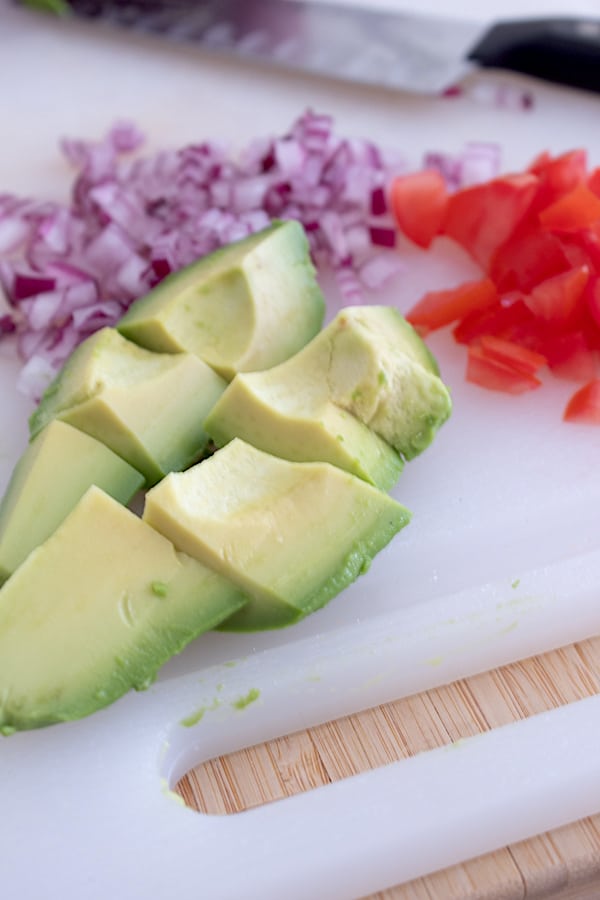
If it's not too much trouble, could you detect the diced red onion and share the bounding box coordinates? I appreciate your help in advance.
[13,273,57,301]
[20,291,65,332]
[359,253,405,290]
[0,110,502,399]
[423,141,502,191]
[16,354,57,400]
[0,315,16,335]
[443,81,535,111]
[369,226,397,249]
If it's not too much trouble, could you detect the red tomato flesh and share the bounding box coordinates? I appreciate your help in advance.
[397,146,600,420]
[529,149,588,210]
[563,379,600,423]
[489,224,570,292]
[466,345,542,394]
[542,331,598,382]
[390,170,448,249]
[523,266,590,324]
[452,298,533,345]
[441,173,539,270]
[538,183,600,233]
[478,335,547,375]
[406,277,497,334]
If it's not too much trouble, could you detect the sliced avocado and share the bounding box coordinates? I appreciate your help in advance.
[117,220,325,380]
[321,306,452,460]
[204,357,403,492]
[28,328,227,485]
[143,439,411,631]
[204,304,450,488]
[0,420,144,585]
[0,486,247,733]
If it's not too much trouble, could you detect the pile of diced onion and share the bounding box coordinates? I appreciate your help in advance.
[0,111,500,399]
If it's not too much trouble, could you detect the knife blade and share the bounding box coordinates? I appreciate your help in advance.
[24,0,600,95]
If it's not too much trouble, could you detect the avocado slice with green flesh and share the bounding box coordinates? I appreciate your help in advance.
[204,362,404,492]
[28,328,227,485]
[0,420,144,585]
[143,439,411,631]
[0,486,247,734]
[204,305,450,489]
[117,220,326,380]
[321,306,452,461]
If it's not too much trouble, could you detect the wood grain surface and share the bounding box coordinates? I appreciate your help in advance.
[175,637,600,899]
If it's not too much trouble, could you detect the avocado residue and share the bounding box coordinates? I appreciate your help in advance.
[232,688,260,710]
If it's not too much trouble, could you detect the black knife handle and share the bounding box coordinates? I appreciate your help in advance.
[469,18,600,92]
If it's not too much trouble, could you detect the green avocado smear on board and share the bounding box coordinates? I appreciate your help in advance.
[0,221,451,734]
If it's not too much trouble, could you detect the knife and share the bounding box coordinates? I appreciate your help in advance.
[21,0,600,95]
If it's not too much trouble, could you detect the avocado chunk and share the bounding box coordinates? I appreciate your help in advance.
[117,220,325,380]
[319,306,452,461]
[28,327,227,485]
[204,305,450,489]
[204,360,404,492]
[0,486,247,733]
[143,439,411,631]
[0,420,144,585]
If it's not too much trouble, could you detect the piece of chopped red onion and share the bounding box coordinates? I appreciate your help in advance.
[443,81,535,111]
[423,141,502,192]
[0,111,501,399]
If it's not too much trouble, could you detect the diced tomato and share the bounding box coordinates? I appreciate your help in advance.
[529,149,587,210]
[527,150,552,172]
[390,170,448,249]
[466,344,542,394]
[538,183,600,233]
[560,221,600,271]
[441,173,539,270]
[489,222,570,292]
[586,275,600,329]
[452,297,533,344]
[587,166,600,197]
[541,331,598,382]
[478,335,547,375]
[406,276,497,333]
[523,265,590,324]
[392,145,600,420]
[563,379,600,423]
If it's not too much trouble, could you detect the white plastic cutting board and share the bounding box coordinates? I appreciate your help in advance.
[3,2,600,898]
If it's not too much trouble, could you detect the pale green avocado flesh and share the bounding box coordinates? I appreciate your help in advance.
[320,306,452,460]
[143,439,411,632]
[0,487,247,733]
[205,367,403,492]
[0,420,144,585]
[28,327,227,485]
[204,305,451,490]
[117,220,326,380]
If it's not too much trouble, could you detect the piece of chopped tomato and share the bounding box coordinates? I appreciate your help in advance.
[588,166,600,197]
[406,276,497,333]
[523,265,590,324]
[478,335,547,375]
[560,222,600,271]
[529,148,587,210]
[563,379,600,423]
[441,173,539,270]
[586,275,600,329]
[390,170,448,249]
[538,183,600,233]
[452,297,533,344]
[541,331,598,382]
[466,344,542,394]
[489,222,570,292]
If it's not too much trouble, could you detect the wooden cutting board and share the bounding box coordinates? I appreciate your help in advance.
[176,636,600,899]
